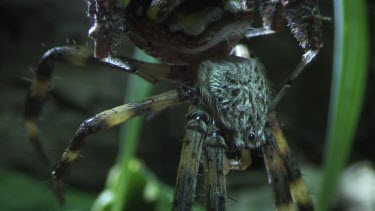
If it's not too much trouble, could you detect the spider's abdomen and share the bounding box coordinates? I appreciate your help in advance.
[197,57,269,149]
[124,1,254,64]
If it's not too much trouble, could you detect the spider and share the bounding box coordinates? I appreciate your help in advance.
[24,0,323,210]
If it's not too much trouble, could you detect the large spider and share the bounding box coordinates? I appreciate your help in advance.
[24,0,323,210]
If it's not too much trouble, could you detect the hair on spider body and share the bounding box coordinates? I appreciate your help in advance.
[196,57,269,150]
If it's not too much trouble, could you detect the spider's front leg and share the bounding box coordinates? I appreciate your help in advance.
[173,105,229,211]
[24,45,189,165]
[262,121,294,211]
[51,87,192,203]
[266,114,314,211]
[202,129,227,211]
[172,105,207,211]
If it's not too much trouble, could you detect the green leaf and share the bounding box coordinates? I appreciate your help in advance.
[317,1,369,210]
[0,170,95,211]
[111,48,155,211]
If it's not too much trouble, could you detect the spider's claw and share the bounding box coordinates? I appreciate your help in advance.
[51,168,65,205]
[52,171,66,205]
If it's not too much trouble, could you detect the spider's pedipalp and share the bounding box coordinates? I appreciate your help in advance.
[52,89,188,203]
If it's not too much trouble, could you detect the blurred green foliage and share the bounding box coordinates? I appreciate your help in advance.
[318,0,369,210]
[0,171,95,211]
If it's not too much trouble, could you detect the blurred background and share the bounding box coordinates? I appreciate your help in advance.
[0,0,374,210]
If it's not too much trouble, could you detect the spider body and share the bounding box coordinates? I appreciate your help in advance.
[197,58,269,150]
[24,0,324,210]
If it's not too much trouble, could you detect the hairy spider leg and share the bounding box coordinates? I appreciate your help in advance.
[268,114,314,211]
[203,134,227,211]
[24,45,182,165]
[262,131,294,211]
[172,105,207,211]
[52,89,190,204]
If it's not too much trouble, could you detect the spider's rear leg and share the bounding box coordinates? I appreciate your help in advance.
[258,0,322,109]
[268,114,314,211]
[24,45,186,165]
[52,88,191,204]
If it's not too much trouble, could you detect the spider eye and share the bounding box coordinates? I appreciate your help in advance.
[248,133,256,141]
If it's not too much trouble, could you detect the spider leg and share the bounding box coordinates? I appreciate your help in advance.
[270,50,319,109]
[202,124,227,211]
[263,123,294,211]
[24,45,187,164]
[268,114,314,211]
[244,27,276,39]
[203,145,227,211]
[172,105,209,211]
[52,89,191,204]
[257,0,322,109]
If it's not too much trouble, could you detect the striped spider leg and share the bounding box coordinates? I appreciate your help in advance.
[173,106,227,211]
[264,113,314,211]
[24,45,192,165]
[51,87,193,203]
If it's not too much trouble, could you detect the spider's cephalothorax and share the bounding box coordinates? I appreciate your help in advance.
[197,58,269,149]
[23,0,323,210]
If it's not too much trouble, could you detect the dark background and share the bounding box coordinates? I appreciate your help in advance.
[0,0,374,210]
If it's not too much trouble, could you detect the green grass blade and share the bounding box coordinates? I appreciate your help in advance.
[317,0,369,210]
[111,49,155,211]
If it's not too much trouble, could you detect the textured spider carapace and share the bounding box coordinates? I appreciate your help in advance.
[24,0,323,210]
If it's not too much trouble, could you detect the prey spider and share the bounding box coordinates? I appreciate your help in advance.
[24,0,323,210]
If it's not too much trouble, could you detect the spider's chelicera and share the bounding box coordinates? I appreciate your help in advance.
[24,0,323,210]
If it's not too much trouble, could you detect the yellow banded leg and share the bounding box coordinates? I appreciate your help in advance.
[24,45,185,165]
[262,130,294,211]
[172,105,210,211]
[52,89,190,204]
[269,114,314,211]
